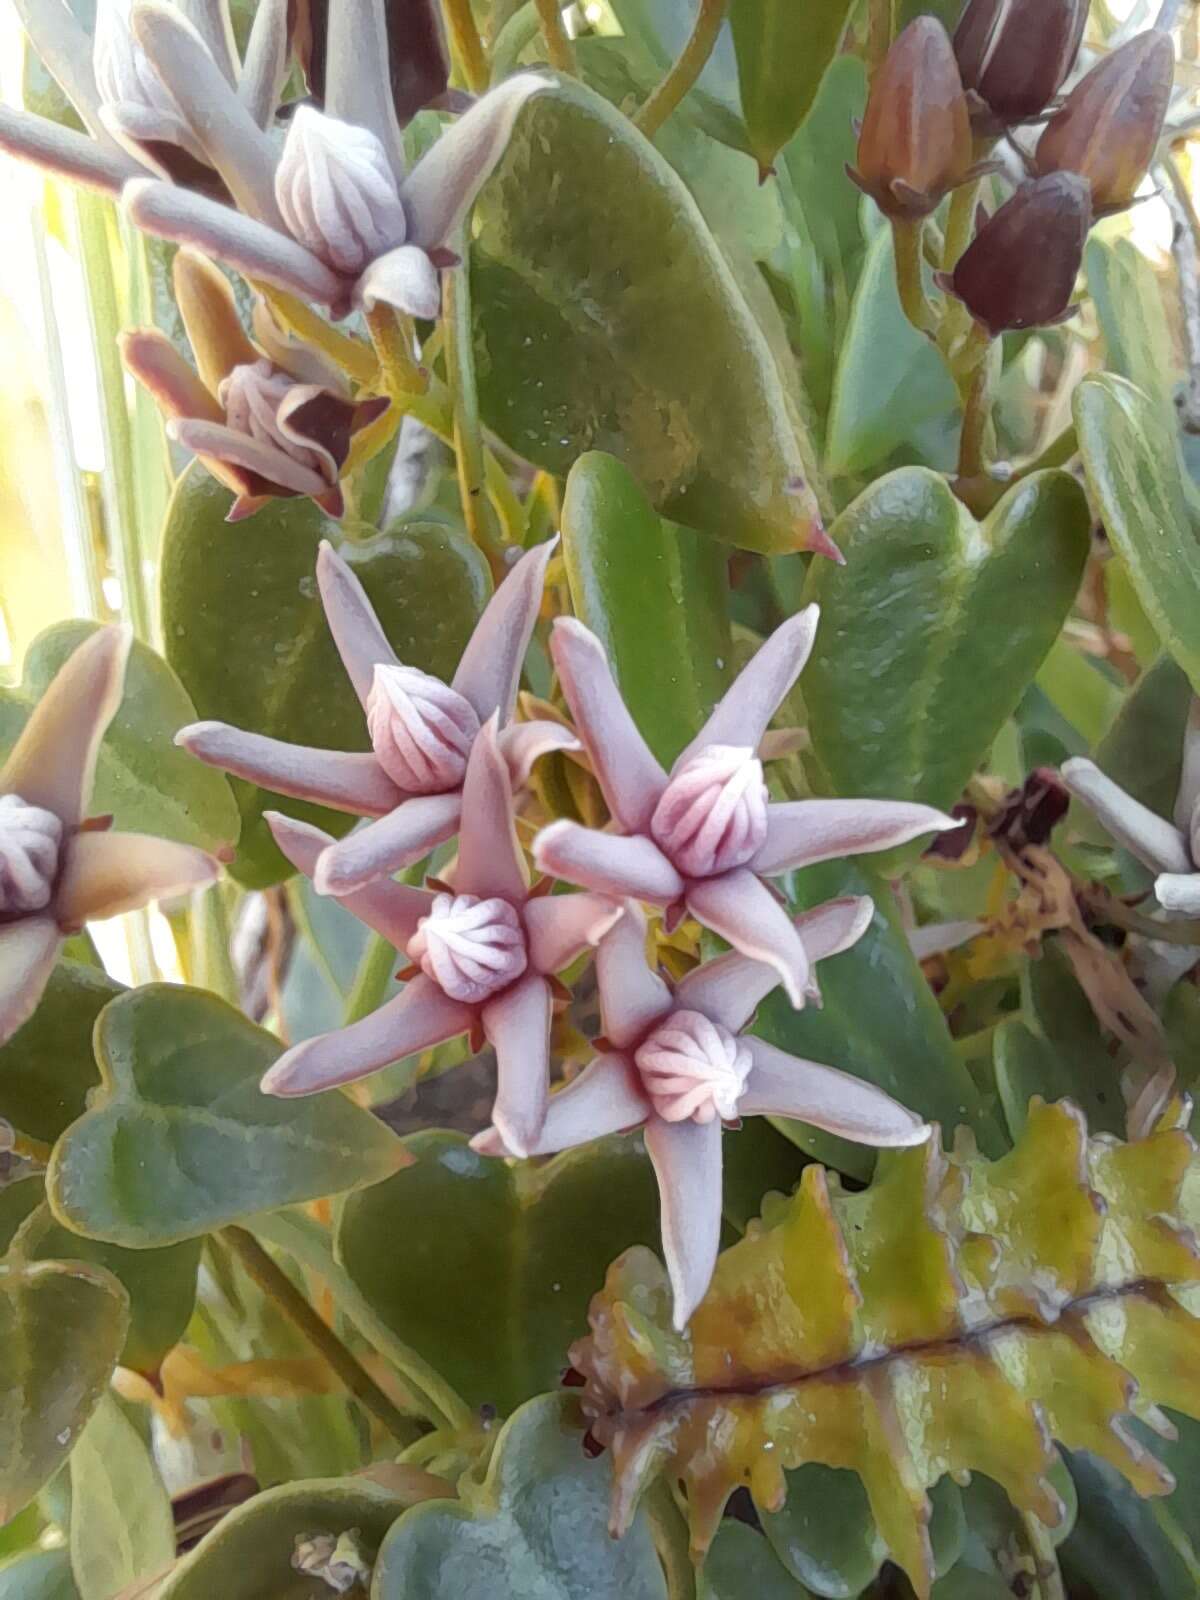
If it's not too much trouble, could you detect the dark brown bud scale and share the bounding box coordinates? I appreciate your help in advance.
[954,0,1088,123]
[948,173,1092,336]
[850,17,972,221]
[1036,31,1175,214]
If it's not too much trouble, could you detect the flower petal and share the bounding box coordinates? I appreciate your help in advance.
[173,0,238,81]
[481,971,552,1157]
[123,179,347,309]
[524,891,624,975]
[498,719,581,788]
[173,247,260,395]
[314,793,463,895]
[119,327,224,423]
[176,721,402,816]
[533,820,683,904]
[315,540,401,710]
[400,73,549,249]
[355,244,441,319]
[741,1037,931,1147]
[796,895,876,963]
[324,0,406,186]
[471,1052,649,1157]
[452,537,556,725]
[1154,873,1200,916]
[753,798,960,875]
[549,618,667,832]
[168,417,329,496]
[261,975,471,1095]
[644,1115,723,1331]
[686,869,812,1008]
[1062,757,1193,875]
[674,606,819,771]
[0,916,62,1047]
[238,0,289,129]
[906,919,983,960]
[1,625,129,827]
[454,717,529,904]
[0,104,137,193]
[14,0,112,143]
[1175,696,1200,836]
[55,831,218,925]
[596,901,672,1048]
[265,811,433,945]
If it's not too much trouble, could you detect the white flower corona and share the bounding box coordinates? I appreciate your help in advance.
[219,360,321,469]
[634,1009,751,1124]
[651,745,769,879]
[407,892,527,1004]
[366,664,481,794]
[0,794,64,914]
[275,106,409,277]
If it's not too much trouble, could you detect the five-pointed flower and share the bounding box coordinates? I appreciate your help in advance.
[1063,713,1200,916]
[259,718,622,1156]
[535,611,959,1005]
[473,900,931,1328]
[178,536,574,895]
[0,627,219,1043]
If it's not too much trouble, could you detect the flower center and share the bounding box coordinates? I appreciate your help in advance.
[407,893,527,1004]
[219,360,323,473]
[634,1009,751,1124]
[366,664,481,794]
[275,105,409,276]
[650,745,768,879]
[0,793,63,915]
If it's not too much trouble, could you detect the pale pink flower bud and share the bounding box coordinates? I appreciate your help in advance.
[365,664,481,794]
[275,105,409,277]
[407,892,527,1004]
[219,360,322,473]
[0,793,64,914]
[650,745,769,878]
[635,1009,752,1124]
[93,0,202,158]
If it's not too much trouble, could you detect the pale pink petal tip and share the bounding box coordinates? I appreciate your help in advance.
[809,521,845,564]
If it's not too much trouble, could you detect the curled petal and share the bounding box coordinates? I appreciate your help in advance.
[674,606,819,771]
[471,1053,649,1158]
[120,327,224,424]
[481,971,552,1158]
[741,1037,931,1147]
[2,625,129,828]
[0,104,138,193]
[795,896,876,963]
[549,618,667,832]
[753,798,960,876]
[1154,873,1200,917]
[1062,757,1192,875]
[261,975,471,1095]
[355,243,441,320]
[596,901,672,1049]
[55,830,217,925]
[407,892,527,1003]
[644,1115,723,1331]
[176,722,403,816]
[324,0,407,186]
[453,537,558,726]
[524,891,623,975]
[453,718,529,906]
[265,811,433,946]
[533,821,684,905]
[314,792,462,895]
[0,916,62,1047]
[686,869,812,1008]
[169,416,328,497]
[315,541,400,710]
[173,248,259,396]
[498,719,580,788]
[18,0,112,141]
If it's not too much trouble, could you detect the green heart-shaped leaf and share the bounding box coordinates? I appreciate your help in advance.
[46,986,406,1246]
[561,452,731,766]
[729,0,855,172]
[373,1394,668,1599]
[804,467,1090,814]
[0,1256,128,1522]
[471,76,822,555]
[1075,374,1200,694]
[0,960,121,1144]
[160,466,491,886]
[336,1131,660,1415]
[69,1394,175,1600]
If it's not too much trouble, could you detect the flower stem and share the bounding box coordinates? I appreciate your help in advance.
[443,247,507,579]
[942,177,982,276]
[255,285,378,387]
[1083,891,1200,948]
[957,357,991,483]
[220,1224,421,1444]
[635,0,728,140]
[491,2,540,82]
[0,1124,53,1167]
[1022,1509,1066,1600]
[533,0,575,74]
[365,303,429,398]
[344,933,398,1026]
[441,0,490,92]
[891,219,938,339]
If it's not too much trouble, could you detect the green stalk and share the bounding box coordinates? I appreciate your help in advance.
[635,0,727,139]
[533,0,575,74]
[892,218,938,339]
[490,1,539,81]
[343,934,398,1025]
[440,0,491,91]
[443,245,507,578]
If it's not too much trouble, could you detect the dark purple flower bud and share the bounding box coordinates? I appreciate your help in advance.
[849,17,972,221]
[989,768,1071,851]
[1036,31,1175,214]
[946,173,1091,336]
[954,0,1088,124]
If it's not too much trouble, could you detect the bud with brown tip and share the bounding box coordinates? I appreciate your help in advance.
[849,17,973,221]
[944,173,1091,336]
[954,0,1088,125]
[1036,31,1175,215]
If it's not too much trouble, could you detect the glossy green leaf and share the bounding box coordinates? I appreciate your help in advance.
[156,1477,417,1600]
[605,0,750,153]
[1091,655,1192,824]
[1062,1443,1200,1599]
[1086,236,1177,425]
[1075,375,1200,691]
[373,1393,668,1599]
[780,54,867,285]
[729,0,854,172]
[895,0,963,24]
[471,76,824,555]
[68,1395,174,1600]
[700,1522,813,1598]
[824,229,958,476]
[805,468,1090,816]
[0,1256,128,1522]
[336,1130,660,1415]
[0,1548,80,1600]
[1034,639,1121,749]
[47,985,405,1246]
[561,452,731,766]
[160,465,490,886]
[0,960,121,1144]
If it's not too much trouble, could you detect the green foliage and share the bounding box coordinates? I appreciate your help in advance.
[68,1394,174,1600]
[0,960,120,1144]
[728,0,854,173]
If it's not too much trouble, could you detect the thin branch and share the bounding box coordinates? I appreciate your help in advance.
[635,0,728,141]
[440,0,490,93]
[533,0,575,75]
